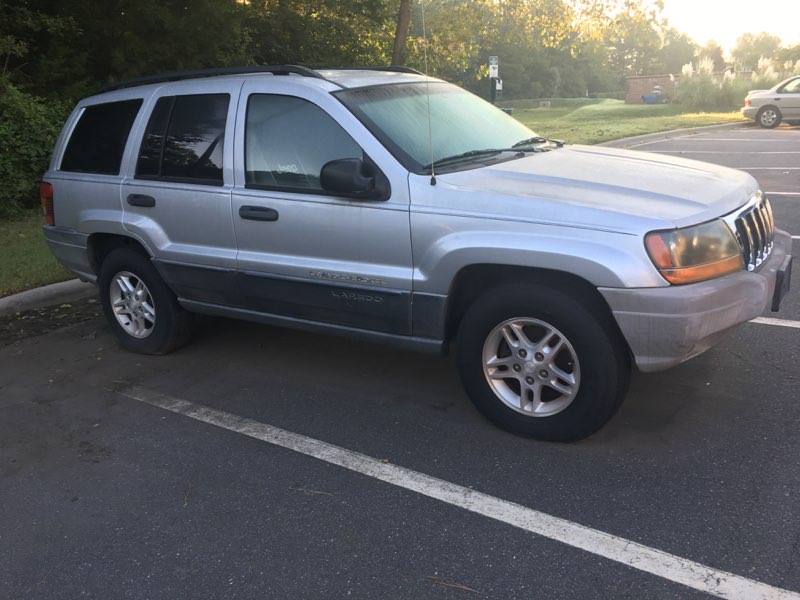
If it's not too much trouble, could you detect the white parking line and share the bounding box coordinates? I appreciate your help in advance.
[649,151,800,154]
[768,192,800,197]
[121,385,800,600]
[751,317,800,329]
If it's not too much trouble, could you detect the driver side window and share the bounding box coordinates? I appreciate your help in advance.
[245,94,363,192]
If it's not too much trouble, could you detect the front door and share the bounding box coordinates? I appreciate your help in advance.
[231,81,413,334]
[777,77,800,118]
[122,79,241,305]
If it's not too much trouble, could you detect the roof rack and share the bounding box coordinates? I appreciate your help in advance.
[101,64,326,92]
[328,66,424,75]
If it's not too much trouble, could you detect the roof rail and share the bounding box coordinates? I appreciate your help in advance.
[100,64,327,93]
[320,65,425,75]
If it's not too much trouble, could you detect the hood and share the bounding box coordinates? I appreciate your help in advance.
[433,145,757,234]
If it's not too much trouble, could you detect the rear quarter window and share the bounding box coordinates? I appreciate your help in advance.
[60,99,143,174]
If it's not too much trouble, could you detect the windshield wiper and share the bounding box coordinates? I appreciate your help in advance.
[423,148,525,171]
[512,136,564,149]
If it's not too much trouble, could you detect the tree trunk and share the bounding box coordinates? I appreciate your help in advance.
[391,0,412,65]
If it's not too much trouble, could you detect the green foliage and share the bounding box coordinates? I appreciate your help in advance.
[675,56,795,112]
[0,79,68,219]
[0,209,70,295]
[732,32,782,71]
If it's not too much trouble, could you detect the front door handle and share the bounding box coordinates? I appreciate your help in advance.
[127,194,156,208]
[239,206,279,222]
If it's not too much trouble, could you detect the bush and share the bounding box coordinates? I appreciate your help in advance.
[675,57,792,112]
[0,80,69,220]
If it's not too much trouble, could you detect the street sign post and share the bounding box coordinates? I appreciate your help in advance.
[489,56,499,103]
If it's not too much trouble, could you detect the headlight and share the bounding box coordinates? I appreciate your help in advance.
[645,220,744,285]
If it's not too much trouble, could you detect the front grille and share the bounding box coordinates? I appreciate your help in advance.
[732,194,775,271]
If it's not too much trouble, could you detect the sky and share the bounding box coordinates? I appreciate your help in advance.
[661,0,800,53]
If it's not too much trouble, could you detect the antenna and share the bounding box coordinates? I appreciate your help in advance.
[420,0,436,186]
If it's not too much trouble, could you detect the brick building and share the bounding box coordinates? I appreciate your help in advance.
[625,74,677,103]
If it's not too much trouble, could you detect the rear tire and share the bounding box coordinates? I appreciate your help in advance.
[757,106,782,128]
[455,283,630,442]
[98,247,194,354]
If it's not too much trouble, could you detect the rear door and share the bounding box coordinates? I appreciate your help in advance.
[122,79,240,305]
[231,78,413,334]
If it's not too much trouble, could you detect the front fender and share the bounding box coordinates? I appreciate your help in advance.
[411,222,667,294]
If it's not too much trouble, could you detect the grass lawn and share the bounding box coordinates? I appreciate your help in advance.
[0,211,71,297]
[504,98,744,145]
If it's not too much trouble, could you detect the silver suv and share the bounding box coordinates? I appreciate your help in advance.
[43,65,793,441]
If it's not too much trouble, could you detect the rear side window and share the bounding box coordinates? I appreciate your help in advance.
[136,94,229,185]
[245,94,362,191]
[60,99,143,174]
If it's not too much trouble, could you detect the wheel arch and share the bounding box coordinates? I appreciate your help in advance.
[442,263,632,359]
[87,232,152,275]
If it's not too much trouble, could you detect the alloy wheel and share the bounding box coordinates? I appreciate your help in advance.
[482,317,580,417]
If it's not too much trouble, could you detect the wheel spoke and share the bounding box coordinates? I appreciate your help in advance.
[141,301,156,323]
[500,325,521,349]
[117,275,135,294]
[487,368,514,380]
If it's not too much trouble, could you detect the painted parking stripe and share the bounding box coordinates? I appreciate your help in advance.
[121,385,800,600]
[751,317,800,329]
[768,192,800,197]
[649,151,800,154]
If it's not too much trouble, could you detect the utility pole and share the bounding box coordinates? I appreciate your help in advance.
[392,0,412,65]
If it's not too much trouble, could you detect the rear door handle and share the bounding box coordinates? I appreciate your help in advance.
[239,206,279,222]
[127,194,156,208]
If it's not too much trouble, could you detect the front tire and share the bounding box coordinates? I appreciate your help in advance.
[98,247,194,354]
[757,106,782,128]
[456,283,629,442]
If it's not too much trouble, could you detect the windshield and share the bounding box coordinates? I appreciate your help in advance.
[335,82,539,173]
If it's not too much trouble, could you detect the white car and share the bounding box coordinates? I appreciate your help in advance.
[742,75,800,128]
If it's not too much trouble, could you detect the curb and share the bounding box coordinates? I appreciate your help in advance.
[0,279,96,317]
[598,121,750,148]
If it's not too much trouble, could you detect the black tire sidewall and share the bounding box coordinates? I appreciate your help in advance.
[98,248,182,354]
[456,283,629,442]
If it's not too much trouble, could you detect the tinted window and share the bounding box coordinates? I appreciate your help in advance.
[61,99,143,174]
[136,96,173,177]
[245,95,362,191]
[136,94,229,185]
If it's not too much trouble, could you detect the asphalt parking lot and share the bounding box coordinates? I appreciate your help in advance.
[2,123,799,599]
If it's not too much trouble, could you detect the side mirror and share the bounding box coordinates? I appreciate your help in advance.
[320,158,387,201]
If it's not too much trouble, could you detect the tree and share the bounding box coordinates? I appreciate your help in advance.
[391,0,412,65]
[698,41,725,72]
[656,28,696,74]
[732,32,781,71]
[604,0,665,81]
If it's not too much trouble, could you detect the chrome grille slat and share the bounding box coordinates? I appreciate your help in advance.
[729,193,774,271]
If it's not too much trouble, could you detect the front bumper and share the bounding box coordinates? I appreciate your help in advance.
[600,230,792,372]
[741,106,758,120]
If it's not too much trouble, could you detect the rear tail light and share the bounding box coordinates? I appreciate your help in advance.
[40,181,54,225]
[744,99,751,107]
